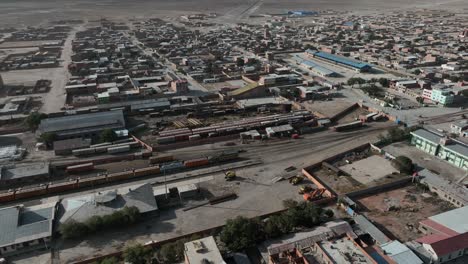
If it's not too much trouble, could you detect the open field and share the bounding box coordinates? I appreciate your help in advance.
[357,185,456,242]
[340,155,398,185]
[0,0,467,27]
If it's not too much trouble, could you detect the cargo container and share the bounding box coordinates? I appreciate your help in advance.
[184,158,209,168]
[66,163,94,173]
[108,145,130,154]
[149,155,174,164]
[157,136,176,144]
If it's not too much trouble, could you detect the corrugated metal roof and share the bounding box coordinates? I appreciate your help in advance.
[314,51,372,70]
[429,206,468,234]
[0,204,55,248]
[380,241,423,264]
[355,214,391,245]
[39,110,125,134]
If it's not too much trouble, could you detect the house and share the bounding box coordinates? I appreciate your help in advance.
[451,120,468,137]
[417,169,468,208]
[415,206,468,264]
[184,236,225,264]
[0,203,56,256]
[38,110,126,140]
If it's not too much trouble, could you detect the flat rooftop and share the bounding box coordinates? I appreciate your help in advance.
[319,237,373,264]
[184,236,224,264]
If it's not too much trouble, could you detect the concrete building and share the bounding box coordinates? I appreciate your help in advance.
[422,88,455,106]
[451,120,468,137]
[0,203,56,256]
[417,169,468,207]
[184,236,225,264]
[411,129,468,170]
[416,206,468,264]
[171,79,189,93]
[38,110,126,140]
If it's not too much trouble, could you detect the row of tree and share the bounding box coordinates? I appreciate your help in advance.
[60,206,141,239]
[347,77,389,88]
[220,200,334,251]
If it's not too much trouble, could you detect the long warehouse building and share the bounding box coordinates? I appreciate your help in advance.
[306,50,372,72]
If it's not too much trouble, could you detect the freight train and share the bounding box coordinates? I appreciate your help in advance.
[0,151,240,203]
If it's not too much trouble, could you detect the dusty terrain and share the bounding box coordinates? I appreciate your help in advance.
[357,185,455,242]
[0,0,467,27]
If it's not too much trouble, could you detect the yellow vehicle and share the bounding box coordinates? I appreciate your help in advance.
[298,185,313,194]
[225,170,236,181]
[289,176,304,185]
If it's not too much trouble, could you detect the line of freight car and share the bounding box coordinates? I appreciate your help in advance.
[184,158,209,168]
[158,130,193,138]
[149,155,174,164]
[333,121,363,131]
[158,128,192,136]
[66,163,94,174]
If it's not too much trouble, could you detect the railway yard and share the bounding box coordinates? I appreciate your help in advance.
[0,2,467,264]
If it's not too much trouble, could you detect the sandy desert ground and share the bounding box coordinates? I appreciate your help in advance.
[0,0,467,26]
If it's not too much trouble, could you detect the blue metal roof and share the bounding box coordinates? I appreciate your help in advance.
[313,51,372,70]
[293,55,336,76]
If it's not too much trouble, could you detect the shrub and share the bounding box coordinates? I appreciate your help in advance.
[392,156,413,174]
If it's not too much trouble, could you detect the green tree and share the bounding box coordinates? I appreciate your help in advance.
[123,243,152,264]
[159,243,179,264]
[378,78,389,87]
[413,69,422,75]
[264,215,293,238]
[220,216,264,251]
[59,220,90,239]
[85,215,104,233]
[100,129,118,143]
[282,199,298,209]
[26,112,47,130]
[392,156,413,174]
[39,132,57,147]
[98,257,119,264]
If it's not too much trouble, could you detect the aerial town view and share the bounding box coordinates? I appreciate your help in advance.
[0,0,467,263]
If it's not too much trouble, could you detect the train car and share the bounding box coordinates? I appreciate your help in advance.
[160,161,184,173]
[149,155,174,164]
[184,158,209,168]
[333,121,363,132]
[134,166,160,177]
[156,136,176,144]
[108,171,133,181]
[66,163,94,174]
